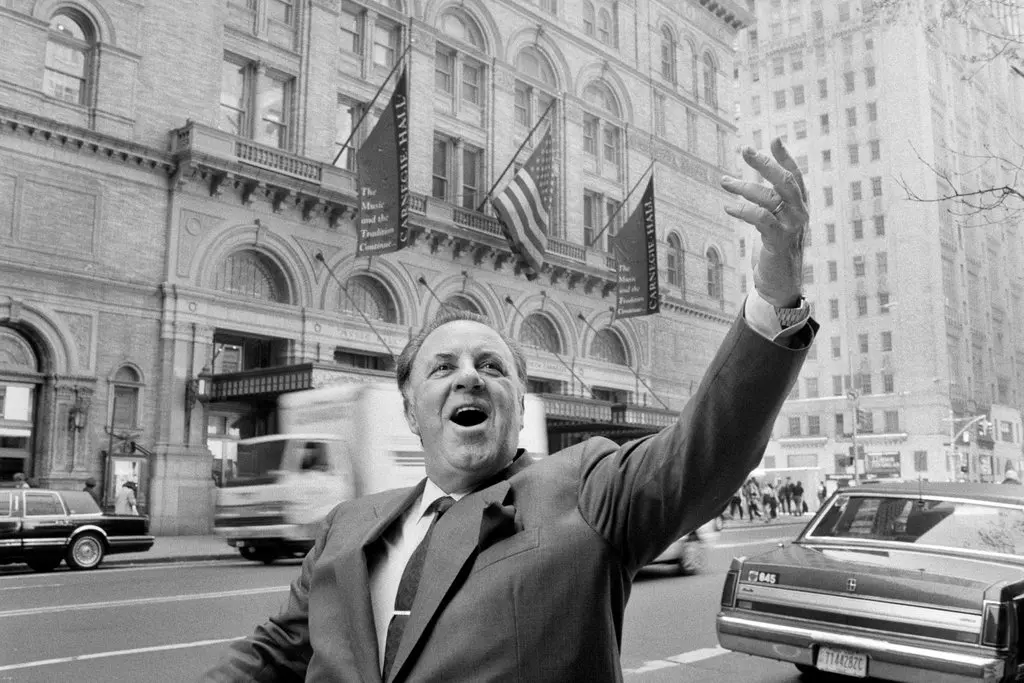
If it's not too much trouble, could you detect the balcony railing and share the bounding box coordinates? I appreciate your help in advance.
[235,140,322,183]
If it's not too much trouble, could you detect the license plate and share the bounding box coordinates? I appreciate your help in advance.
[816,646,867,678]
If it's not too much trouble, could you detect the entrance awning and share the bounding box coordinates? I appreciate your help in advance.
[209,363,391,401]
[538,394,678,439]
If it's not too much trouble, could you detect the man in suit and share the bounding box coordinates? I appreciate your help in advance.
[203,138,816,682]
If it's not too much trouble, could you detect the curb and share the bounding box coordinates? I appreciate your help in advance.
[104,552,240,566]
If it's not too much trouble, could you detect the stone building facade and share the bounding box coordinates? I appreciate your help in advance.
[0,0,751,533]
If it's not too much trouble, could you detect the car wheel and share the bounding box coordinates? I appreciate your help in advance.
[239,546,259,561]
[677,540,708,575]
[66,533,105,570]
[26,555,62,572]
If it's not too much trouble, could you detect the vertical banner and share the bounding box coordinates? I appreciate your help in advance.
[611,177,660,319]
[356,71,409,255]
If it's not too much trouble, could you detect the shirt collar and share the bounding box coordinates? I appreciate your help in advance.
[415,478,469,523]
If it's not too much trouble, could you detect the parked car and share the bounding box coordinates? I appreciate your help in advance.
[717,482,1024,682]
[0,488,154,572]
[647,515,724,576]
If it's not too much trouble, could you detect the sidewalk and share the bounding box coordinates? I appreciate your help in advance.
[720,514,811,530]
[107,535,239,565]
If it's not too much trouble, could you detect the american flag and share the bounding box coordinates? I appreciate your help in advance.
[492,129,554,279]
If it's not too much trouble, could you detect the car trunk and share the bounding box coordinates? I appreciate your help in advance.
[734,543,1024,644]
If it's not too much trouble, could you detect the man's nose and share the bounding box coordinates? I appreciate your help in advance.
[453,362,483,390]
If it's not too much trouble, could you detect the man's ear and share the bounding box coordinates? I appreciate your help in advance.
[403,394,420,436]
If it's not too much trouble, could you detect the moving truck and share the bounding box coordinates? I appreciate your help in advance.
[214,382,548,563]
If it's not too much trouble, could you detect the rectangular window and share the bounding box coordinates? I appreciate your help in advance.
[877,251,888,274]
[867,101,878,121]
[333,100,362,170]
[851,181,863,201]
[605,197,623,243]
[220,59,248,137]
[826,222,836,243]
[859,373,873,395]
[514,83,530,127]
[884,410,899,433]
[865,66,876,87]
[432,135,451,200]
[874,214,885,236]
[461,145,483,210]
[374,23,400,67]
[848,143,859,165]
[853,219,864,240]
[881,331,892,352]
[835,413,845,436]
[803,264,815,284]
[818,78,828,99]
[808,415,821,436]
[340,7,363,54]
[806,377,819,398]
[254,71,292,149]
[772,55,785,76]
[583,115,598,156]
[774,90,787,109]
[792,51,804,71]
[824,186,834,207]
[857,294,868,316]
[844,71,855,93]
[879,291,891,313]
[434,49,454,93]
[828,260,837,281]
[914,450,928,473]
[869,139,880,161]
[853,255,865,277]
[829,298,840,319]
[820,113,830,134]
[602,124,621,164]
[267,0,294,24]
[871,176,883,197]
[583,190,601,248]
[112,386,139,429]
[883,373,895,393]
[793,85,805,106]
[846,106,857,127]
[750,95,761,116]
[858,333,869,353]
[822,149,832,170]
[831,336,842,358]
[462,61,482,104]
[789,416,801,436]
[833,375,844,396]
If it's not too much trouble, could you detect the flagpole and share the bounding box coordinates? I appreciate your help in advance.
[588,160,656,247]
[417,275,458,315]
[575,312,671,410]
[315,252,397,360]
[331,44,412,167]
[505,296,593,398]
[476,98,557,213]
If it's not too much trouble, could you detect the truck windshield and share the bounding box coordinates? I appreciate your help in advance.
[218,440,287,487]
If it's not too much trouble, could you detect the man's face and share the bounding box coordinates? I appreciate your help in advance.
[404,320,525,492]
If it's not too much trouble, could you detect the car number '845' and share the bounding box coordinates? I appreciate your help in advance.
[747,570,778,584]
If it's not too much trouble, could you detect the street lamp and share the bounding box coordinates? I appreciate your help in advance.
[68,388,88,432]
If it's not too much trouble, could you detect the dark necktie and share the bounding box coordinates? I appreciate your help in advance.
[381,495,455,679]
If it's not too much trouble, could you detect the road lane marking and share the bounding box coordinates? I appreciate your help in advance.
[0,586,290,618]
[0,637,247,672]
[623,646,729,675]
[0,582,63,591]
[716,537,788,549]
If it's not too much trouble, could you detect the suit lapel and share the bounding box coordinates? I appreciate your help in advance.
[386,480,512,682]
[330,483,424,682]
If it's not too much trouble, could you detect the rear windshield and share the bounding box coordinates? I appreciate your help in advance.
[62,491,101,515]
[217,440,288,487]
[808,494,1024,555]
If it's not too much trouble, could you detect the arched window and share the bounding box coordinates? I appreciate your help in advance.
[706,247,723,300]
[582,80,622,176]
[44,10,96,105]
[597,8,614,46]
[519,314,561,354]
[660,27,676,82]
[590,329,628,366]
[703,52,718,109]
[214,250,290,303]
[442,295,481,314]
[582,1,595,36]
[341,275,398,323]
[514,47,558,130]
[666,233,682,287]
[110,365,142,431]
[439,9,484,49]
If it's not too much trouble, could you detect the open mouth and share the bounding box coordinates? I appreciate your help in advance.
[450,406,489,427]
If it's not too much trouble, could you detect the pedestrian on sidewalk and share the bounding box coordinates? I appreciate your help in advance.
[817,480,827,507]
[115,481,138,515]
[763,484,778,521]
[780,477,792,514]
[83,477,102,505]
[745,478,762,521]
[792,480,805,516]
[729,487,744,519]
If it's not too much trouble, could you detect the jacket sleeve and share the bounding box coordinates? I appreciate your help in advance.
[576,311,817,573]
[199,507,339,682]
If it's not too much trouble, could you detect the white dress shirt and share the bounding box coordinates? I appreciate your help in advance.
[369,479,467,670]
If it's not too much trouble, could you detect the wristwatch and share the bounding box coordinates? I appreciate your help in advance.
[774,298,811,329]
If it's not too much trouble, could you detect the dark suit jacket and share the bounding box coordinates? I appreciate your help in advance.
[202,313,815,682]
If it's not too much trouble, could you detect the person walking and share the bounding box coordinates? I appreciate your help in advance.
[745,478,762,521]
[83,477,102,505]
[114,481,138,515]
[202,138,815,682]
[780,477,792,515]
[817,480,828,507]
[792,480,805,515]
[729,487,744,519]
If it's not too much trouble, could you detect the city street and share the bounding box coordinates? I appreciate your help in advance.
[0,520,809,682]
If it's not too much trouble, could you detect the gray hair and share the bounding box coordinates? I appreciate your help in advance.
[395,309,528,404]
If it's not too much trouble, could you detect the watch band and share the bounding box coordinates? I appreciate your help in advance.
[774,298,811,329]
